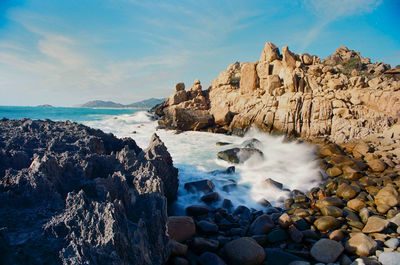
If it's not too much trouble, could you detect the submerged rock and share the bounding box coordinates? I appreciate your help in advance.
[184,180,215,193]
[217,148,263,164]
[241,138,262,148]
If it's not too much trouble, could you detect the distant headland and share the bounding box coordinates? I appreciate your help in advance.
[75,98,165,109]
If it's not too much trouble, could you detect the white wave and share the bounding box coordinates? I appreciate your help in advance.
[84,111,321,212]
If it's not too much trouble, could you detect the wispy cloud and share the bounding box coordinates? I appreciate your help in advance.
[300,0,382,51]
[0,0,261,105]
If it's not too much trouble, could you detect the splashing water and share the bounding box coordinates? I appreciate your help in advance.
[85,111,321,213]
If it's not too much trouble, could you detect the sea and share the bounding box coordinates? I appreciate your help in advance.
[0,106,321,214]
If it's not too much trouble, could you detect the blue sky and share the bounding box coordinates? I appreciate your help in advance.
[0,0,399,106]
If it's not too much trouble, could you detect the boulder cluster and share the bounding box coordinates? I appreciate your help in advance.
[153,42,400,264]
[166,139,400,265]
[0,118,178,265]
[154,42,400,144]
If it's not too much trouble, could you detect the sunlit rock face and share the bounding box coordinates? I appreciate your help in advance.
[155,42,400,145]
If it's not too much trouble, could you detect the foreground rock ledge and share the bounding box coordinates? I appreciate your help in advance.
[0,118,178,265]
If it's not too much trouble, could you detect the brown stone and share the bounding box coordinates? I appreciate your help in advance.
[362,216,390,233]
[314,216,340,232]
[167,216,196,242]
[329,229,345,241]
[336,183,358,200]
[347,199,366,212]
[315,197,344,209]
[326,166,342,177]
[367,159,386,172]
[321,206,343,217]
[375,186,400,213]
[345,233,377,256]
[278,213,293,228]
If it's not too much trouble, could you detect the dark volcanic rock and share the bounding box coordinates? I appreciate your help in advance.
[184,180,215,193]
[0,119,179,265]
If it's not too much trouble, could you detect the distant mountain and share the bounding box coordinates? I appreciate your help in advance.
[126,98,165,108]
[76,98,165,109]
[77,100,125,108]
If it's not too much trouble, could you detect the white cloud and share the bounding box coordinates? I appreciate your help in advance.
[300,0,382,51]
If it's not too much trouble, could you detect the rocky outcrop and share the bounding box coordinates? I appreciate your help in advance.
[154,42,400,144]
[0,118,178,265]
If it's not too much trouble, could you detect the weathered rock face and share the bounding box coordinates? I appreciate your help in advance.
[154,42,400,145]
[0,119,178,265]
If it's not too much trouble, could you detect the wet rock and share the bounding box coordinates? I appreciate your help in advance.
[336,183,358,200]
[171,240,188,256]
[172,257,190,265]
[315,197,344,209]
[197,220,219,234]
[378,252,400,265]
[278,213,293,228]
[217,148,263,164]
[184,180,215,193]
[321,206,343,217]
[249,214,275,235]
[314,216,340,232]
[375,186,400,213]
[222,199,233,211]
[216,142,231,146]
[345,233,378,256]
[362,216,389,233]
[222,183,237,192]
[251,235,268,247]
[199,252,227,265]
[288,225,303,243]
[223,237,265,265]
[267,229,289,243]
[186,205,210,217]
[241,138,262,148]
[262,178,283,190]
[209,166,235,175]
[264,248,306,265]
[201,192,220,204]
[329,229,345,241]
[190,237,219,254]
[326,166,343,177]
[168,216,196,242]
[294,219,310,231]
[310,239,344,263]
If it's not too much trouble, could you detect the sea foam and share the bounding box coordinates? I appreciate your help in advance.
[85,111,321,213]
